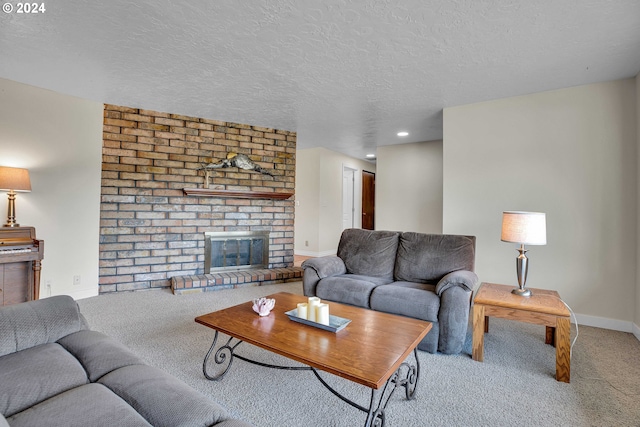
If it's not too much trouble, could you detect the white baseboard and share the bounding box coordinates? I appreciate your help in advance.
[40,288,99,300]
[633,322,640,342]
[574,313,634,333]
[295,250,336,257]
[68,289,100,300]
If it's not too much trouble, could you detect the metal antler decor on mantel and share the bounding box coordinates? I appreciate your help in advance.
[198,152,275,188]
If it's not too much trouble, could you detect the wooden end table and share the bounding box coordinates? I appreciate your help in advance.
[471,282,571,383]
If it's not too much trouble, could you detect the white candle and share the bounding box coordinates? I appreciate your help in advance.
[317,303,330,326]
[308,297,321,322]
[297,303,308,320]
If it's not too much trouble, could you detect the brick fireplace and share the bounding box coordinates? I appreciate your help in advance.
[99,104,298,293]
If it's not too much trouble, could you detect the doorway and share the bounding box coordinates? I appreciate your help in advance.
[362,171,375,230]
[342,166,356,230]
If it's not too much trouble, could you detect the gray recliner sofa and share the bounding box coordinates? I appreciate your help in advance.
[0,295,251,427]
[302,228,478,354]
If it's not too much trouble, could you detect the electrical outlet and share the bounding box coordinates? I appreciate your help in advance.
[73,275,81,286]
[45,280,52,297]
[305,240,309,247]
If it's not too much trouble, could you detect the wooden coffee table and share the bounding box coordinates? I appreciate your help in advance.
[472,282,571,383]
[195,292,432,426]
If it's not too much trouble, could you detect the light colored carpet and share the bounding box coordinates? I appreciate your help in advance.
[77,283,640,427]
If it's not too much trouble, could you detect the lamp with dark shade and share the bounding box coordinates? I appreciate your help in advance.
[501,211,546,297]
[0,166,32,228]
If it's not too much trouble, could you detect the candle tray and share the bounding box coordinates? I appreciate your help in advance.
[284,308,351,333]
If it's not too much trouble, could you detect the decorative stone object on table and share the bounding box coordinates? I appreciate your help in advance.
[252,297,276,316]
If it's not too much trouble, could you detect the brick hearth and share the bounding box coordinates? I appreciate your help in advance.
[171,266,303,294]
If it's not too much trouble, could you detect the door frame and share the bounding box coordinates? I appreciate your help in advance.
[342,165,357,230]
[361,170,375,230]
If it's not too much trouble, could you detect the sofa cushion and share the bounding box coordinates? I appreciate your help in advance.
[395,233,475,283]
[0,295,88,357]
[7,383,152,427]
[0,343,88,417]
[316,274,391,308]
[370,282,440,322]
[57,330,145,382]
[99,364,237,427]
[337,229,400,280]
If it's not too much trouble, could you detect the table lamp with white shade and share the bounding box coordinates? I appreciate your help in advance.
[501,211,547,297]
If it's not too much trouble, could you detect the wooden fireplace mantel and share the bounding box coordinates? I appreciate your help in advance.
[183,188,294,200]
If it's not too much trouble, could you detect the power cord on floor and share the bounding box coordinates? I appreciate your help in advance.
[543,296,634,394]
[560,297,578,359]
[550,296,637,397]
[548,294,579,359]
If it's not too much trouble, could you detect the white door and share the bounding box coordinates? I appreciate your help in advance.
[342,166,356,230]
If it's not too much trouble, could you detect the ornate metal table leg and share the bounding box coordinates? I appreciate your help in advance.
[401,347,420,400]
[363,348,420,426]
[202,331,243,381]
[365,388,384,427]
[203,332,309,381]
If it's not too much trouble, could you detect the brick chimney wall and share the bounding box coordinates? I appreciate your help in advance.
[99,104,296,293]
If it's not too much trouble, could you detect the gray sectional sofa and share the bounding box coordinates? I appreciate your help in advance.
[302,228,478,354]
[0,295,251,427]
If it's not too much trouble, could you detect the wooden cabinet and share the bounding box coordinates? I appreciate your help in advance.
[1,262,31,305]
[0,227,44,306]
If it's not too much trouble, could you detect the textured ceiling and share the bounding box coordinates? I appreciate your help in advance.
[1,0,639,160]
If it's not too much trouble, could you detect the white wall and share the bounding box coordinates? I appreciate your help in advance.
[295,148,321,254]
[376,140,443,233]
[0,78,103,300]
[636,72,640,337]
[295,147,375,256]
[444,79,637,330]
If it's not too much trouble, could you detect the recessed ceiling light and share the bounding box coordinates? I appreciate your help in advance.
[397,131,409,137]
[365,154,376,158]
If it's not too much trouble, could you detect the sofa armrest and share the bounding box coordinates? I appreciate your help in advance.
[437,285,473,354]
[435,270,478,296]
[302,256,346,279]
[301,256,346,296]
[436,270,477,353]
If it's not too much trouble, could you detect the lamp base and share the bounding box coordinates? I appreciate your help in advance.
[4,190,20,228]
[513,244,532,297]
[511,287,532,297]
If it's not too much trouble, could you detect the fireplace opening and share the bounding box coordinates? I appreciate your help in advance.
[204,231,270,273]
